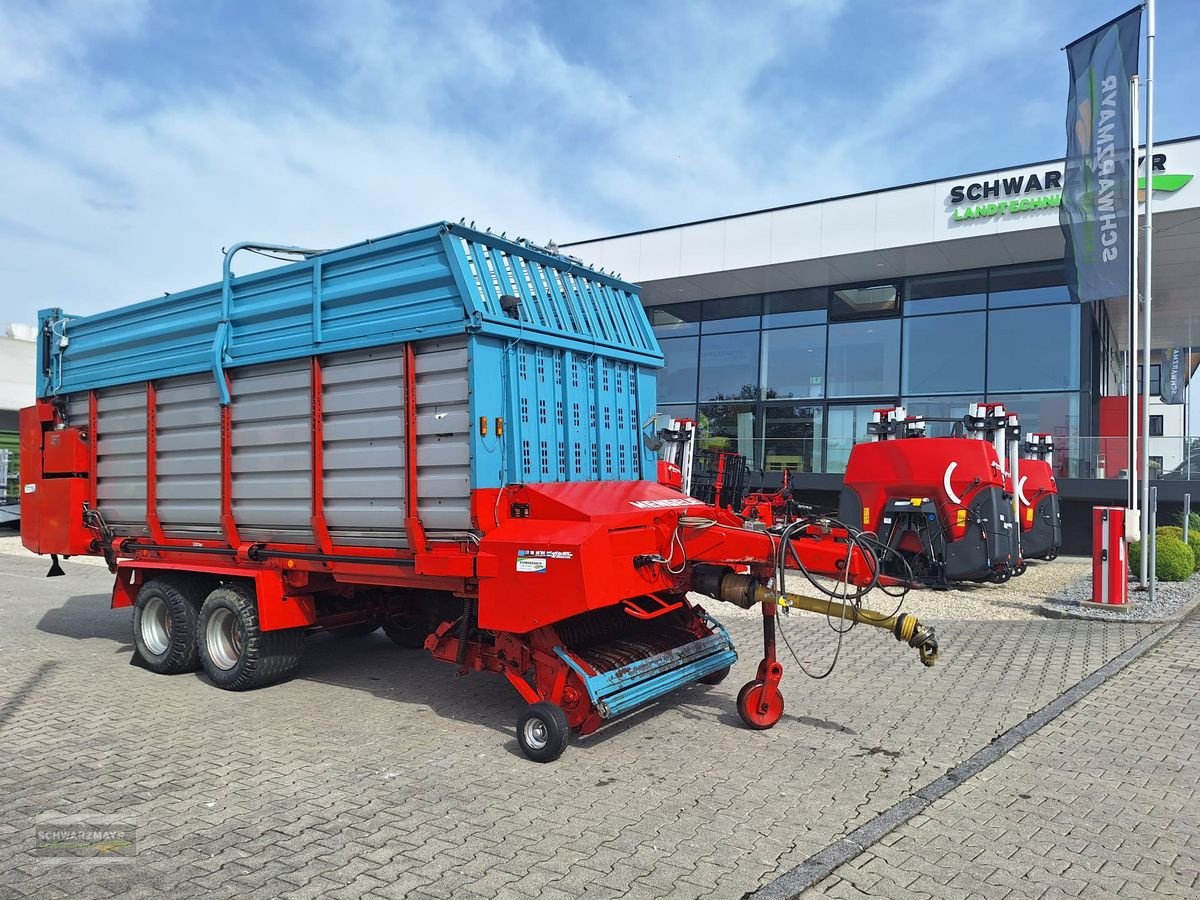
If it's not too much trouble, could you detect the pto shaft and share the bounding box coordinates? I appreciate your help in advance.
[702,570,939,667]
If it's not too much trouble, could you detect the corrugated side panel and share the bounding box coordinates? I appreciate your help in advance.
[413,337,471,531]
[95,385,147,534]
[156,375,221,537]
[321,346,407,548]
[231,361,313,543]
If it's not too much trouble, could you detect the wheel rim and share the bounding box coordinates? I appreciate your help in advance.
[739,683,784,729]
[206,608,243,671]
[141,596,171,656]
[522,716,549,751]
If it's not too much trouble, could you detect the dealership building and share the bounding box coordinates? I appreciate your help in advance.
[568,135,1200,552]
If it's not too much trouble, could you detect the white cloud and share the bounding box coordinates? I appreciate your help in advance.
[0,0,1064,328]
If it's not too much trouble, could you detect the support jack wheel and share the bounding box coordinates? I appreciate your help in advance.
[736,680,784,730]
[517,701,569,763]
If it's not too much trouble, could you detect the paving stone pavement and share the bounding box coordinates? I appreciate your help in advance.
[0,553,1162,899]
[803,614,1200,900]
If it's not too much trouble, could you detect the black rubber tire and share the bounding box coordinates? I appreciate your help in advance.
[516,702,570,763]
[736,680,761,710]
[197,583,304,691]
[699,665,731,686]
[132,577,203,675]
[382,615,430,649]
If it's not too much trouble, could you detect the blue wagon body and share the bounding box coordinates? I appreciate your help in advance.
[38,223,663,540]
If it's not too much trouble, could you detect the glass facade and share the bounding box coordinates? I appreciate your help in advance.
[827,319,901,397]
[902,312,985,395]
[649,261,1088,474]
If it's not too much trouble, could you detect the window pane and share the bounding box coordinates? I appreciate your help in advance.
[902,395,975,436]
[904,271,987,315]
[763,288,827,328]
[650,302,701,336]
[986,392,1079,476]
[698,331,760,401]
[655,403,696,427]
[986,305,1079,391]
[988,262,1069,308]
[902,312,985,394]
[831,284,898,320]
[761,325,825,400]
[826,319,900,397]
[657,336,698,403]
[825,403,883,473]
[701,295,761,333]
[698,402,757,464]
[761,403,823,475]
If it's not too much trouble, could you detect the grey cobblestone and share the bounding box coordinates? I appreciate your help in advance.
[0,554,1175,899]
[803,614,1200,900]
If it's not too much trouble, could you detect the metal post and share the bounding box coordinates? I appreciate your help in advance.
[1184,493,1191,543]
[1140,0,1157,585]
[1148,485,1158,604]
[1127,76,1139,517]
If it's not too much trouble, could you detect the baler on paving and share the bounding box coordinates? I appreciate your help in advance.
[836,406,1021,586]
[1017,433,1062,561]
[19,221,938,761]
[829,403,1061,588]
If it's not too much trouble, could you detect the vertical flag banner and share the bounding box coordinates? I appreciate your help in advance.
[1060,7,1142,303]
[1160,347,1189,404]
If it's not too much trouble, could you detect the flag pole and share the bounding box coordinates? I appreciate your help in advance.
[1128,74,1139,518]
[1139,0,1155,589]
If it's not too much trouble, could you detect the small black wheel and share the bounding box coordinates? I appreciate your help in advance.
[699,665,731,686]
[516,702,569,763]
[1042,548,1059,562]
[382,615,429,649]
[133,577,203,674]
[198,584,304,691]
[990,568,1012,585]
[1013,560,1028,577]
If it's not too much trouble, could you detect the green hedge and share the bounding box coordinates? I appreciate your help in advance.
[1127,534,1196,582]
[1158,524,1200,571]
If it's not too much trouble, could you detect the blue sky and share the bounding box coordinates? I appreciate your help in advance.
[1,0,1196,326]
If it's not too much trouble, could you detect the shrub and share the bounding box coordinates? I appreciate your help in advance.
[1161,524,1200,571]
[1156,526,1200,571]
[1126,535,1196,582]
[1154,537,1194,582]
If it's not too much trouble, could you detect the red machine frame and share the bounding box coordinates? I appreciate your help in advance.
[22,345,939,761]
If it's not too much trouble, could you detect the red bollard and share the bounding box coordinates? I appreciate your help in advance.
[1086,506,1128,606]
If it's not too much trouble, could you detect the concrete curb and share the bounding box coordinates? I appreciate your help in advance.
[1036,588,1200,624]
[745,612,1189,900]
